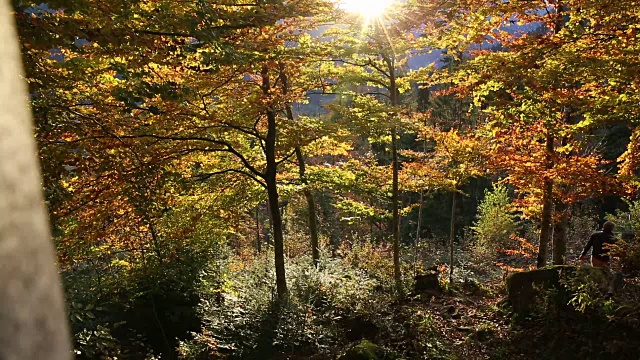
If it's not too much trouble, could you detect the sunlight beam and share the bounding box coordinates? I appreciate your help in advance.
[338,0,394,20]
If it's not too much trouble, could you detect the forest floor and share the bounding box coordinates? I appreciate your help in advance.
[195,248,640,360]
[303,267,640,360]
[410,281,510,359]
[388,275,640,360]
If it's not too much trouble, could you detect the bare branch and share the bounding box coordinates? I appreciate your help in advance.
[276,149,297,166]
[194,169,267,188]
[121,134,265,178]
[365,91,392,100]
[133,23,257,38]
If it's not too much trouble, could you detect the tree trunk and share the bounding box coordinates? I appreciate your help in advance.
[278,62,321,267]
[255,206,261,254]
[266,172,287,301]
[319,191,339,256]
[535,1,569,268]
[537,131,554,268]
[262,64,288,301]
[388,57,402,295]
[549,3,569,267]
[553,117,569,266]
[416,191,424,244]
[449,190,456,284]
[414,190,423,276]
[391,125,401,293]
[295,147,320,267]
[0,6,72,357]
[553,201,569,265]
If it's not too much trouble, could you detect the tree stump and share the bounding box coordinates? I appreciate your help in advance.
[414,266,441,295]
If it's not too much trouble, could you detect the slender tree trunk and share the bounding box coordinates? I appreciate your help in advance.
[416,192,424,244]
[262,64,288,301]
[553,116,569,265]
[391,125,401,293]
[449,190,456,284]
[256,206,261,254]
[388,57,402,295]
[544,0,568,268]
[319,192,339,256]
[278,62,321,267]
[415,190,423,276]
[264,200,273,247]
[415,121,428,276]
[400,193,406,235]
[295,147,320,267]
[266,170,287,301]
[266,117,287,300]
[553,201,568,265]
[537,131,554,268]
[535,1,568,269]
[148,220,163,263]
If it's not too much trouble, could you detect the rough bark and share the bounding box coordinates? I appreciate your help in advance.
[0,2,72,358]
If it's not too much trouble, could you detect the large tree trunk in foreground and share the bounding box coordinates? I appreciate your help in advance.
[0,2,72,358]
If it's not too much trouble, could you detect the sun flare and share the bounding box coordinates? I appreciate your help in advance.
[339,0,394,19]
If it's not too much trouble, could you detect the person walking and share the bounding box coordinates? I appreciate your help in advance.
[580,221,622,298]
[580,221,617,269]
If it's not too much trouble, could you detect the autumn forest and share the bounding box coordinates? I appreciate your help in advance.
[12,0,640,359]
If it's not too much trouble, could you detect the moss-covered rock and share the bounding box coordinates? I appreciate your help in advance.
[505,265,608,312]
[468,323,498,342]
[337,340,397,360]
[341,316,379,342]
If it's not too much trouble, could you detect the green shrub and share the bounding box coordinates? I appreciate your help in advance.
[178,251,389,359]
[606,200,640,273]
[609,238,640,273]
[63,230,228,359]
[606,199,640,236]
[471,184,520,260]
[338,339,397,360]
